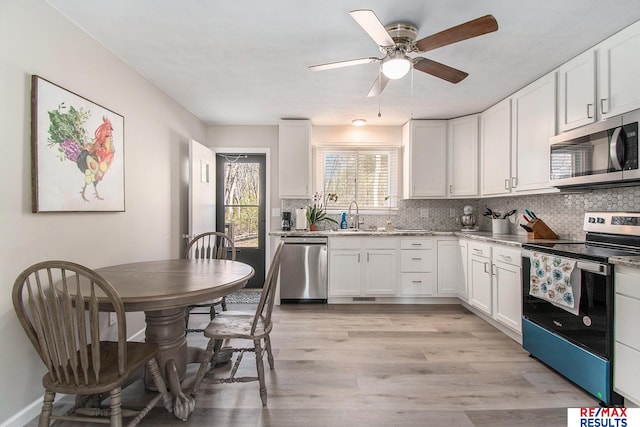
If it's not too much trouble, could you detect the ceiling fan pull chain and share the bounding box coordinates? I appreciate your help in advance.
[377,69,382,117]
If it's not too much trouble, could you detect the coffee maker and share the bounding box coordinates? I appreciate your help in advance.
[281,211,292,231]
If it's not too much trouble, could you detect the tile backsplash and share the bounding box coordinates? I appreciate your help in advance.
[282,185,640,240]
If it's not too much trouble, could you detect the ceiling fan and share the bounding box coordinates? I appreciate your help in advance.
[309,9,498,97]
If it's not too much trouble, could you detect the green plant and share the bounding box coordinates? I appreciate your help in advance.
[307,191,338,227]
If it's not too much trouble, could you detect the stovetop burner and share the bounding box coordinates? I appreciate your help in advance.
[523,212,640,262]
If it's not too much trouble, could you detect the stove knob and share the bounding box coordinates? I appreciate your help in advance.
[588,217,596,223]
[597,217,605,224]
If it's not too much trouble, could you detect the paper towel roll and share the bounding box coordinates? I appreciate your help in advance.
[295,208,307,230]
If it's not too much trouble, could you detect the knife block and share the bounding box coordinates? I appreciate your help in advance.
[526,219,558,239]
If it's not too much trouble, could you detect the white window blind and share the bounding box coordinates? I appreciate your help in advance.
[316,147,399,210]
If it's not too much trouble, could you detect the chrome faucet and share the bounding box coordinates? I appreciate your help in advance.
[348,200,360,230]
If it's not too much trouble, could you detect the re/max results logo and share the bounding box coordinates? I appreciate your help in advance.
[567,408,639,427]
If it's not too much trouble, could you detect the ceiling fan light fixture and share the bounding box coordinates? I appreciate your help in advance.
[381,52,411,80]
[352,118,367,127]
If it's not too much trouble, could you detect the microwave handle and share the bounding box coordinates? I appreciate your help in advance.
[609,126,624,170]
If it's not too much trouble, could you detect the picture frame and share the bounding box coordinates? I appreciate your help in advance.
[31,75,125,212]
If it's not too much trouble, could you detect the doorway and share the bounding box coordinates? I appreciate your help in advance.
[216,153,266,288]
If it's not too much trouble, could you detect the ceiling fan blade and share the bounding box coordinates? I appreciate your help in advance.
[350,9,395,47]
[413,57,468,84]
[366,74,390,97]
[415,14,498,53]
[309,57,380,71]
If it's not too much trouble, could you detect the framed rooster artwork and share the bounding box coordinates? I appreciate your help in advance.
[31,75,125,212]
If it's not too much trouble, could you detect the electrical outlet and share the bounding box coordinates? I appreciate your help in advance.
[450,208,457,218]
[420,208,430,218]
[109,312,117,326]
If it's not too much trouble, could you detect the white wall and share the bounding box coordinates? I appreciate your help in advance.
[0,0,206,423]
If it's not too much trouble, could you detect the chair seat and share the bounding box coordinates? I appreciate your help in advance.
[43,341,159,395]
[203,311,271,340]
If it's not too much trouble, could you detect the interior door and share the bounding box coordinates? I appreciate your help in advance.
[216,154,266,288]
[188,139,216,239]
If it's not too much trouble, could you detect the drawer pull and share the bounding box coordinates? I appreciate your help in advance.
[411,257,422,261]
[411,243,423,247]
[473,248,483,254]
[411,280,423,284]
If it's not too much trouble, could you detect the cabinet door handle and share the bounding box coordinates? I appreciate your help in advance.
[600,98,608,114]
[449,184,453,194]
[358,253,360,263]
[504,178,510,190]
[484,262,489,274]
[367,253,370,262]
[491,263,497,276]
[511,177,517,188]
[587,103,594,118]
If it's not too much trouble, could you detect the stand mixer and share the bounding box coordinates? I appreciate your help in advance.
[460,205,479,232]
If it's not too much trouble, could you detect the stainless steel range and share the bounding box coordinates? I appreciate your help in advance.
[521,212,640,406]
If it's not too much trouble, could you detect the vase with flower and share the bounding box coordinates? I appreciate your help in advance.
[306,191,338,231]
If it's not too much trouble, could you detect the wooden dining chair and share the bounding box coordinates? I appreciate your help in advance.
[183,231,236,333]
[190,241,284,406]
[12,260,172,427]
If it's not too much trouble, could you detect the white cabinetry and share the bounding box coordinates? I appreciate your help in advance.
[402,120,447,199]
[558,20,640,132]
[492,245,522,333]
[597,21,640,119]
[466,240,522,334]
[511,73,556,193]
[480,98,512,196]
[436,238,465,298]
[468,241,493,315]
[557,50,596,132]
[328,237,397,297]
[447,115,479,197]
[278,119,311,198]
[613,266,640,405]
[399,238,435,296]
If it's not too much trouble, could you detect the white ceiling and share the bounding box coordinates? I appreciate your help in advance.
[47,0,640,126]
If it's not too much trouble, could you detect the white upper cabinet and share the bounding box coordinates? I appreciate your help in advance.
[278,119,312,198]
[447,115,479,197]
[480,98,512,196]
[558,20,640,132]
[557,50,596,132]
[511,73,557,193]
[402,120,447,199]
[597,20,640,119]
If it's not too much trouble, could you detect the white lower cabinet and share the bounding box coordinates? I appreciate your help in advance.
[436,238,466,298]
[613,266,640,405]
[468,241,493,315]
[466,240,522,334]
[492,246,522,332]
[328,237,397,297]
[399,238,435,296]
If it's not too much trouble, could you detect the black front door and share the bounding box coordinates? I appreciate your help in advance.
[216,153,266,288]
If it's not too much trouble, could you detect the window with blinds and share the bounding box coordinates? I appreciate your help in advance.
[316,147,399,210]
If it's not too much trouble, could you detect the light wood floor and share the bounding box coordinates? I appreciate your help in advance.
[27,304,597,426]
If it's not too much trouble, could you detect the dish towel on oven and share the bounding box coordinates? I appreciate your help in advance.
[529,252,580,315]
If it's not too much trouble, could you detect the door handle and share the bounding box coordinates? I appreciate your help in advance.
[587,103,594,119]
[600,98,608,115]
[609,127,624,171]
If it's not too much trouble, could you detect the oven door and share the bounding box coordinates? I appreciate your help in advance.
[521,249,613,359]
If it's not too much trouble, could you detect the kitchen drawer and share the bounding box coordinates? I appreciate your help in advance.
[614,342,640,402]
[329,237,362,250]
[615,292,640,351]
[400,239,434,250]
[398,272,434,296]
[363,237,398,250]
[493,245,521,267]
[616,269,640,300]
[468,241,492,259]
[400,250,433,272]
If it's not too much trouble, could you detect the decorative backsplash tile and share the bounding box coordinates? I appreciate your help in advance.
[281,185,640,239]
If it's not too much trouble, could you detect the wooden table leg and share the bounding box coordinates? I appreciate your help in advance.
[143,308,195,420]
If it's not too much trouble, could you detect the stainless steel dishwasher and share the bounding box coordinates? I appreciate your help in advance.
[279,236,328,303]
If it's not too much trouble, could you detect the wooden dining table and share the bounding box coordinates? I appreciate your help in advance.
[94,258,255,421]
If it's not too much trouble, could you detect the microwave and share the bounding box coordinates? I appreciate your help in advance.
[550,109,640,188]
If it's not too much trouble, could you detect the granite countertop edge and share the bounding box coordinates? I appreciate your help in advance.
[269,230,565,248]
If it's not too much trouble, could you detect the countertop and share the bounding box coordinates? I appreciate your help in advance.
[269,229,573,248]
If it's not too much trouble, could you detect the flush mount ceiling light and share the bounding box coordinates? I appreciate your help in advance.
[381,50,411,80]
[352,119,367,127]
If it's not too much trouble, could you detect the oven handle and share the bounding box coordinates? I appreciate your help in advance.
[521,249,609,276]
